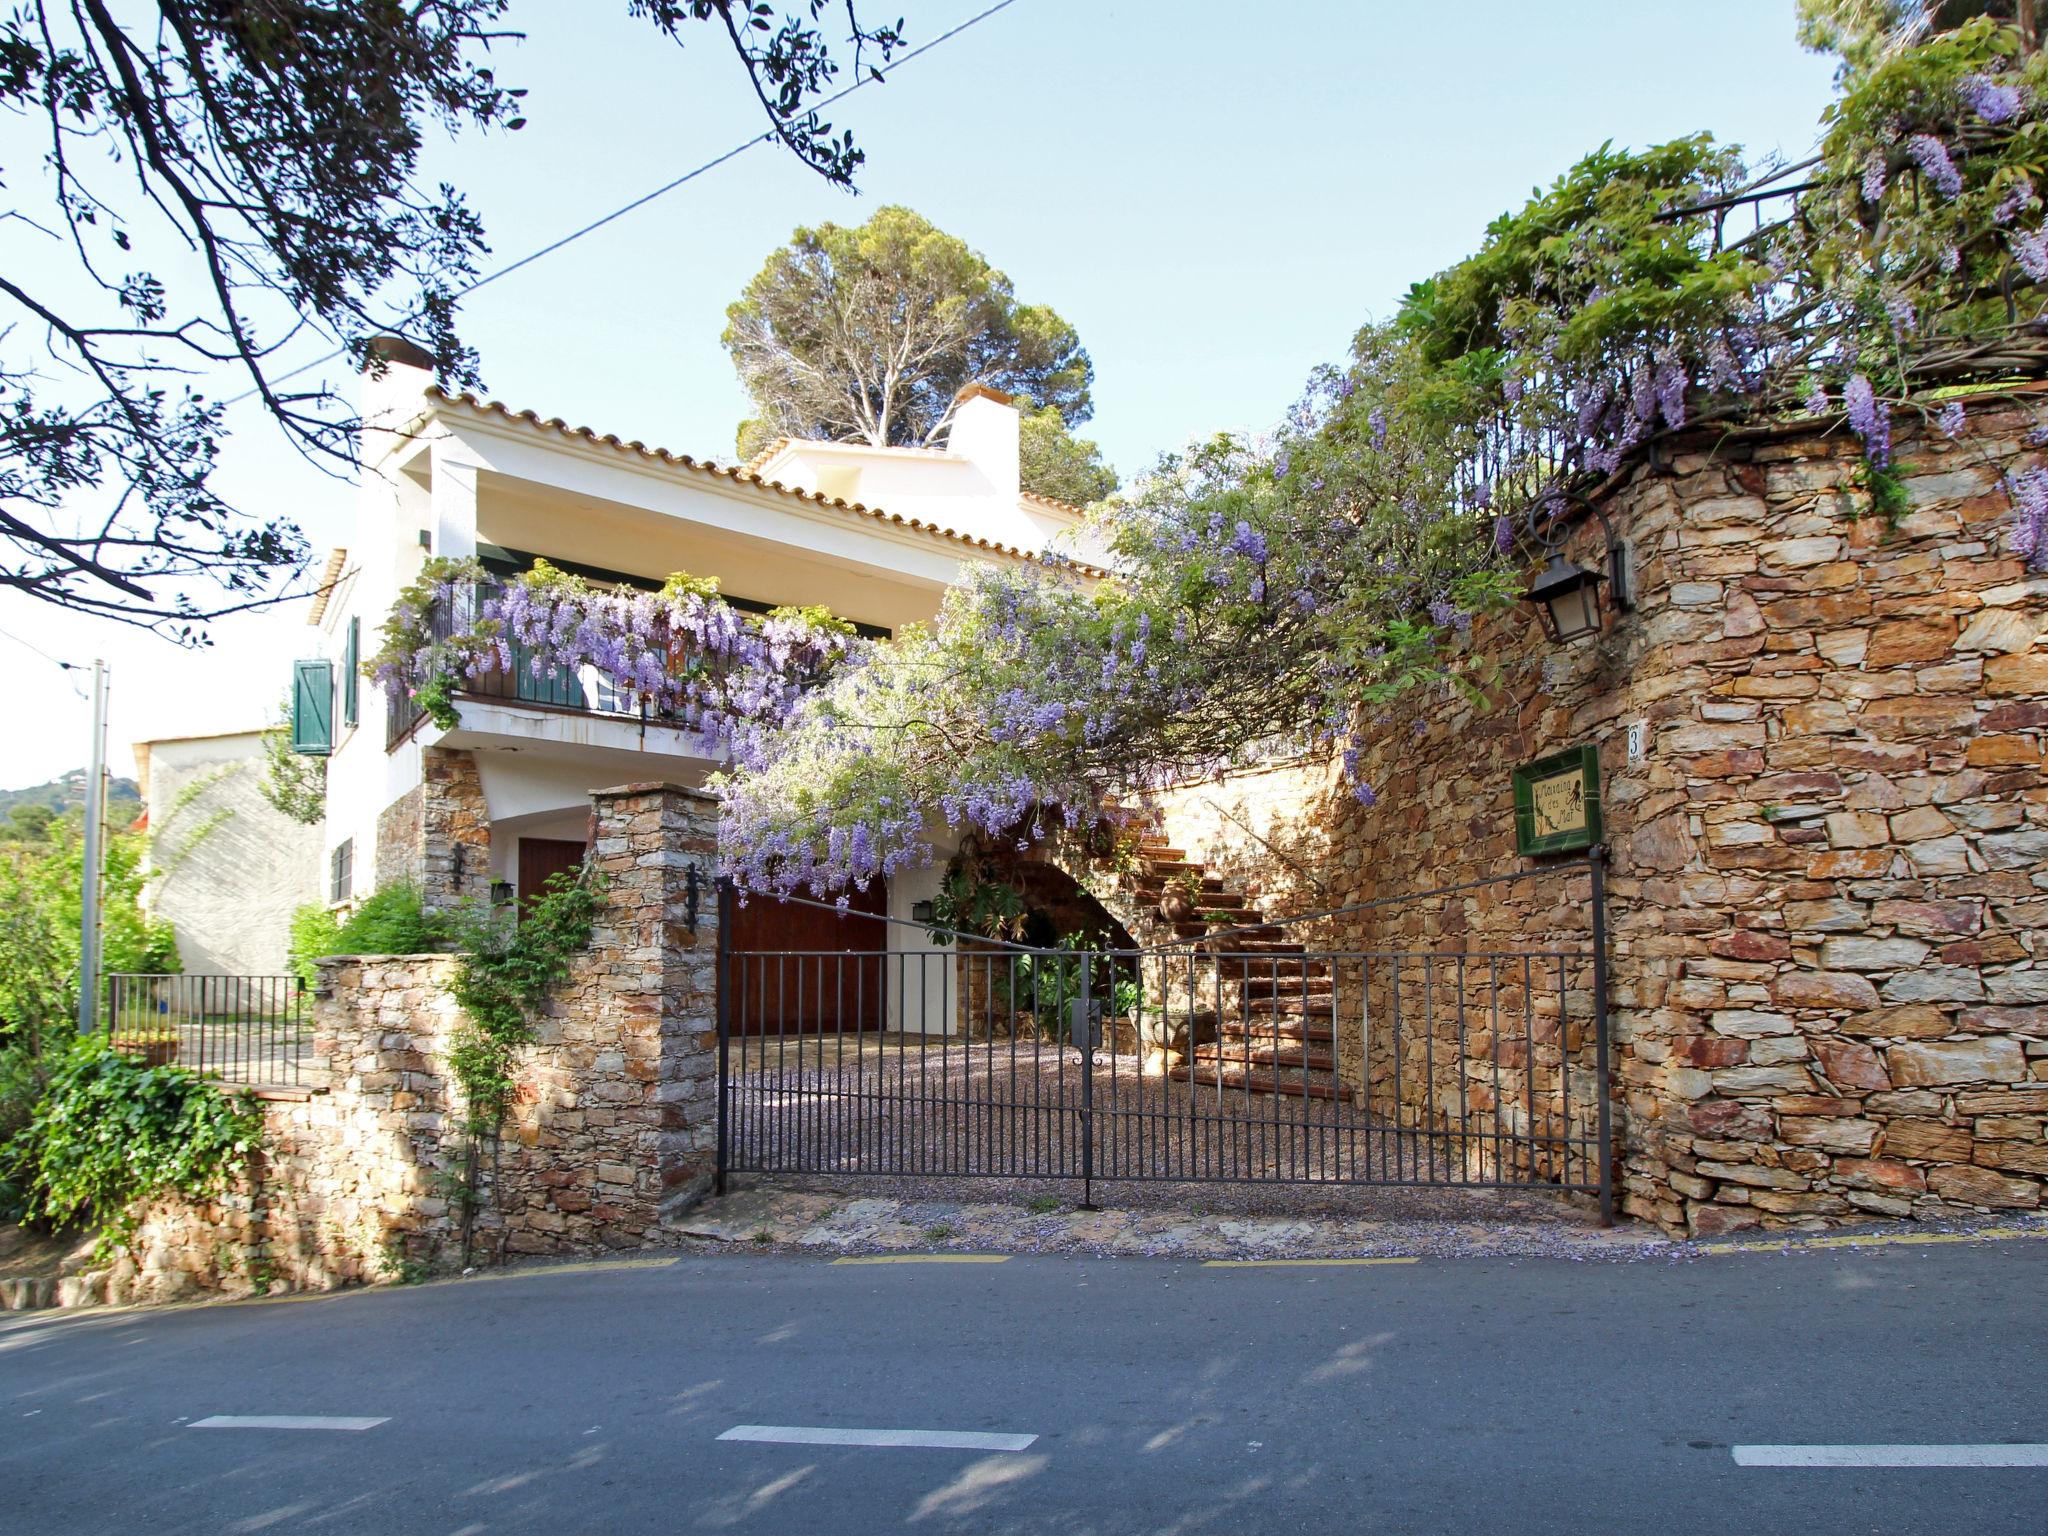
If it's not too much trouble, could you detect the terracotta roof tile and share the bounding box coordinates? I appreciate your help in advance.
[426,388,1106,576]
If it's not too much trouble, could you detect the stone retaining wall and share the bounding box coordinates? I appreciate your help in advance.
[1289,396,2048,1235]
[74,783,721,1305]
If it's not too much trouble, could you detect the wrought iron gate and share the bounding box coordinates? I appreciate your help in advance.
[715,852,1615,1222]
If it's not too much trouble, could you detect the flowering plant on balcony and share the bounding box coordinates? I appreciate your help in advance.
[367,558,858,738]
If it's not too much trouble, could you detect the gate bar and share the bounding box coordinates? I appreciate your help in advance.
[1588,845,1616,1227]
[714,876,733,1198]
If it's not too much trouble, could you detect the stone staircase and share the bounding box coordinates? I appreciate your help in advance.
[1089,821,1344,1101]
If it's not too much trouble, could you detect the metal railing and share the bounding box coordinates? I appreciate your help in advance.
[715,853,1615,1221]
[385,580,686,747]
[103,974,312,1088]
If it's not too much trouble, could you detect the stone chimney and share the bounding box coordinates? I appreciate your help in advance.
[946,382,1020,501]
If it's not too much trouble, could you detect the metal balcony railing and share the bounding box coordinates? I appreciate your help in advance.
[385,582,688,748]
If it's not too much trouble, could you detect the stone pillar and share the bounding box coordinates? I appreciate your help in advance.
[585,782,722,1216]
[419,747,490,911]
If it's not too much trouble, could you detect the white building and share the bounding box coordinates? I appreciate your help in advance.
[296,339,1089,1024]
[134,729,323,976]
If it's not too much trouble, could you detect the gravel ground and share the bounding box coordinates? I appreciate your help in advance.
[724,1036,1601,1196]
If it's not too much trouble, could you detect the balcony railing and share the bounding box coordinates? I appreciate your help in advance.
[385,582,690,748]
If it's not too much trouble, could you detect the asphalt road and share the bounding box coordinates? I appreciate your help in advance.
[2,1236,2044,1534]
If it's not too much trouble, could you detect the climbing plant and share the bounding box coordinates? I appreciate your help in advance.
[367,558,858,742]
[708,14,2048,893]
[3,1038,261,1261]
[440,869,602,1265]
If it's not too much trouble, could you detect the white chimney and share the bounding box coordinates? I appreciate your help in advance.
[946,382,1020,501]
[359,333,437,457]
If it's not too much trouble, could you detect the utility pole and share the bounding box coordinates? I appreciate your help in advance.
[76,658,107,1036]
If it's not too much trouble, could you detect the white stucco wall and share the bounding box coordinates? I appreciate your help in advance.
[138,732,323,976]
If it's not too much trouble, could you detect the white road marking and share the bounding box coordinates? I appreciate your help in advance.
[1733,1444,2048,1468]
[189,1416,389,1432]
[718,1424,1037,1452]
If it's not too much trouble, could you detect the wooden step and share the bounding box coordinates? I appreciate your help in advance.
[1241,996,1336,1021]
[1192,1041,1338,1073]
[1174,1065,1346,1100]
[1216,1018,1335,1046]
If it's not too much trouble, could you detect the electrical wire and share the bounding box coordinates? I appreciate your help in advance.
[231,0,1024,405]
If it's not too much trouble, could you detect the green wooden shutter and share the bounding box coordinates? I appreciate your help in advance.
[291,659,334,756]
[342,617,360,728]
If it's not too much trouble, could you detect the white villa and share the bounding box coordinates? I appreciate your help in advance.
[295,337,1089,1014]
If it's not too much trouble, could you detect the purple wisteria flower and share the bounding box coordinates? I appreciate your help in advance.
[2008,468,2048,569]
[1960,73,2025,125]
[1995,177,2036,226]
[1804,380,1829,418]
[1844,374,1891,467]
[1273,452,1291,479]
[1368,407,1388,450]
[1227,521,1268,562]
[1905,135,1963,200]
[1493,514,1514,555]
[2013,228,2048,283]
[1861,151,1887,204]
[1883,293,1916,333]
[1938,400,1967,440]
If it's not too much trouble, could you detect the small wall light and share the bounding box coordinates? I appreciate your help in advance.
[910,900,936,924]
[489,880,513,905]
[1519,491,1632,643]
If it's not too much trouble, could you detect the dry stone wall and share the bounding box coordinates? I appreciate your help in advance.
[1244,395,2048,1236]
[87,784,721,1304]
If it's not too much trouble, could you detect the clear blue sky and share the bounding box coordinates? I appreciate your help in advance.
[0,0,1839,790]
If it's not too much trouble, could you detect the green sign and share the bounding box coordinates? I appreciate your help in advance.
[1512,744,1601,857]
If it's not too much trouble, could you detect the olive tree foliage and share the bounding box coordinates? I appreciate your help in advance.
[0,1,902,638]
[726,205,1094,457]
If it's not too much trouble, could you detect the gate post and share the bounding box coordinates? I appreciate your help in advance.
[1077,953,1097,1211]
[715,875,733,1199]
[1588,846,1616,1227]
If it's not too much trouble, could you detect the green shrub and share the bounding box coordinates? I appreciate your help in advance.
[4,1038,262,1259]
[288,882,449,985]
[0,1042,49,1222]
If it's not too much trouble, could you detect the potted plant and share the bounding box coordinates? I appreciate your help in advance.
[110,1026,180,1068]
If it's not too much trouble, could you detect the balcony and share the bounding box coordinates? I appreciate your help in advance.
[385,583,692,750]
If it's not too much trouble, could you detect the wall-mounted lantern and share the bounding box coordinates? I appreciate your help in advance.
[489,880,514,905]
[910,900,936,925]
[1520,491,1632,643]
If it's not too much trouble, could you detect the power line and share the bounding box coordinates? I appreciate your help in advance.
[0,625,83,672]
[0,626,90,699]
[233,0,1023,404]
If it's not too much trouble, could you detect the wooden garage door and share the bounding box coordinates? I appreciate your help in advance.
[728,882,888,1034]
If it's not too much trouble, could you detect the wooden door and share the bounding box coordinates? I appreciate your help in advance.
[517,837,588,911]
[728,882,888,1034]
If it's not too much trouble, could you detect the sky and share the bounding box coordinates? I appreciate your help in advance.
[0,0,1841,791]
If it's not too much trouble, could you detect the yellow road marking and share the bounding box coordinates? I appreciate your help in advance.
[1703,1226,2045,1256]
[1201,1257,1420,1268]
[831,1254,1010,1265]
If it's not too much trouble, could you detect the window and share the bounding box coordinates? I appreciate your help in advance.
[291,659,334,755]
[329,839,354,904]
[342,617,360,728]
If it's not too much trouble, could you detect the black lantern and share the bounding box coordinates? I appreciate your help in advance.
[1519,491,1631,643]
[488,879,514,905]
[1525,552,1607,642]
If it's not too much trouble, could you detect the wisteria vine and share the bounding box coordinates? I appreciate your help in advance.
[367,558,859,748]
